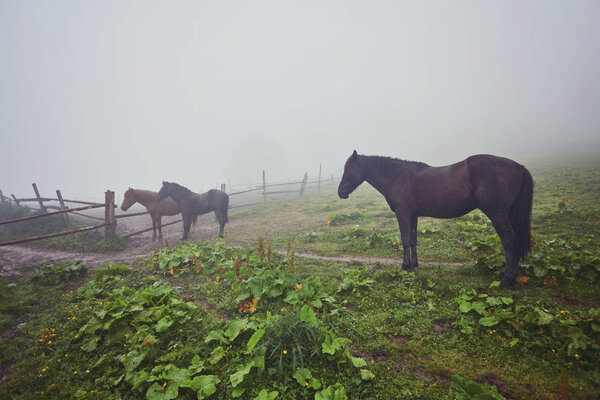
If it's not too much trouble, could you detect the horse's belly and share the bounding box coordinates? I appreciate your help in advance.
[417,197,476,219]
[420,205,475,219]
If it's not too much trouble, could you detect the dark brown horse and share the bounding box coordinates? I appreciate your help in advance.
[338,151,533,289]
[121,188,185,240]
[156,181,229,240]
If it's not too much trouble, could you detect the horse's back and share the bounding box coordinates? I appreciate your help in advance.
[409,161,475,217]
[466,154,526,212]
[153,197,180,215]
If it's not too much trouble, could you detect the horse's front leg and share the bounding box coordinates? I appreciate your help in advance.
[181,214,191,241]
[395,211,412,270]
[151,213,157,240]
[410,215,418,268]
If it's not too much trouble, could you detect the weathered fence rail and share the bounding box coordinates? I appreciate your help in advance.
[0,184,116,247]
[122,218,183,239]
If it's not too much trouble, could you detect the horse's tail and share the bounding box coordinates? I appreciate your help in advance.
[510,166,534,261]
[191,214,198,226]
[221,194,229,224]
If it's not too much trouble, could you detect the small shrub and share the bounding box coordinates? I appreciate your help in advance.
[262,311,322,379]
[328,211,364,226]
[32,261,87,285]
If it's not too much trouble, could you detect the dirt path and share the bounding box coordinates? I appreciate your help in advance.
[0,202,465,277]
[292,251,465,267]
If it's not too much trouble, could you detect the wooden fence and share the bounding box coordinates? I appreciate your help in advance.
[0,184,118,247]
[227,165,337,209]
[0,165,339,245]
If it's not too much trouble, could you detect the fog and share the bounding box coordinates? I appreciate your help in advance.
[1,1,599,201]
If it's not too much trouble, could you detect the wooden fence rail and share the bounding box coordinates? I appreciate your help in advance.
[123,218,183,239]
[0,184,116,247]
[0,203,105,226]
[0,223,108,246]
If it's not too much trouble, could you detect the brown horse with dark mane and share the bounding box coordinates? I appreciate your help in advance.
[338,151,533,289]
[121,188,190,240]
[156,181,229,241]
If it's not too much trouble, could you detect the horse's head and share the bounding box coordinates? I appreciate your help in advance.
[156,181,172,201]
[338,150,365,199]
[121,188,136,211]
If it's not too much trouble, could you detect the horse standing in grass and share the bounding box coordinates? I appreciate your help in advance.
[120,188,186,240]
[156,181,229,241]
[338,151,533,289]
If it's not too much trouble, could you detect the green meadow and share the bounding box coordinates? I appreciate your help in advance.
[1,160,598,399]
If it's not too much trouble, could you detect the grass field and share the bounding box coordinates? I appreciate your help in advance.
[1,160,598,399]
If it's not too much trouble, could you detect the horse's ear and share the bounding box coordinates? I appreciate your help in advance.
[162,181,168,185]
[352,150,358,159]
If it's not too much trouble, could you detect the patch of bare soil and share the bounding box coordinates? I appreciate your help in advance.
[475,373,510,398]
[389,335,410,346]
[431,319,459,336]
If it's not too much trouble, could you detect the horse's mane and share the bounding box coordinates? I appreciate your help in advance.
[168,182,194,195]
[359,155,428,177]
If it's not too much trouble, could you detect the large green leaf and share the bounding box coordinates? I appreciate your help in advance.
[478,316,500,327]
[300,305,318,325]
[146,382,179,400]
[252,389,279,400]
[293,368,321,389]
[120,350,147,373]
[224,319,250,341]
[360,369,375,381]
[230,362,253,387]
[284,291,300,305]
[449,375,505,400]
[180,375,220,399]
[155,316,174,333]
[209,347,225,365]
[246,328,266,353]
[315,383,348,400]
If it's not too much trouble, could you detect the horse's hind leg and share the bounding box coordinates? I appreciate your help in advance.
[214,211,225,239]
[487,212,519,289]
[218,218,225,239]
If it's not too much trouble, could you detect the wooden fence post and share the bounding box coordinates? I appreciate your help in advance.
[299,172,308,196]
[105,190,116,239]
[0,190,4,203]
[11,194,20,206]
[318,163,322,192]
[32,183,47,212]
[262,170,267,203]
[56,190,70,224]
[220,183,226,193]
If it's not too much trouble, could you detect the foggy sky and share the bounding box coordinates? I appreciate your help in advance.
[1,1,599,200]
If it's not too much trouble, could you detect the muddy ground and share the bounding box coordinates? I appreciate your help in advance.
[0,205,227,278]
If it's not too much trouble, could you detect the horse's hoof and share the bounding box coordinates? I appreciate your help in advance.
[402,264,413,271]
[500,276,519,290]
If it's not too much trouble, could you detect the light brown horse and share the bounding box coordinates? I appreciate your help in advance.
[121,188,193,240]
